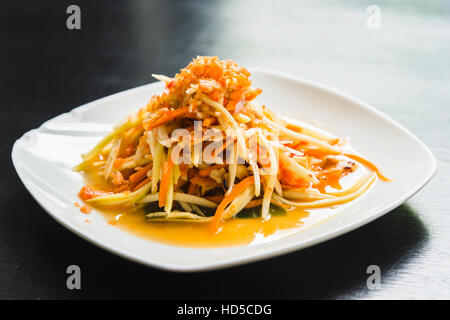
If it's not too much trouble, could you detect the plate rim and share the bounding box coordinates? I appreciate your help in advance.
[11,68,438,272]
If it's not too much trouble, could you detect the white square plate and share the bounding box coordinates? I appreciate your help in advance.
[12,69,436,271]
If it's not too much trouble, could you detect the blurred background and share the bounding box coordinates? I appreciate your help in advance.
[1,0,449,299]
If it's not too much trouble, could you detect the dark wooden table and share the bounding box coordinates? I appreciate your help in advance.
[1,0,449,299]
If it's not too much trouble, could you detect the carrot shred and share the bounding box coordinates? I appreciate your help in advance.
[245,199,263,208]
[213,138,234,157]
[190,176,220,188]
[132,176,151,191]
[203,118,216,127]
[129,163,152,184]
[113,157,126,169]
[78,186,112,201]
[211,176,255,232]
[302,147,338,158]
[144,106,189,131]
[344,153,391,181]
[205,195,224,203]
[158,152,174,207]
[244,88,262,101]
[114,182,130,193]
[123,146,136,157]
[286,123,302,133]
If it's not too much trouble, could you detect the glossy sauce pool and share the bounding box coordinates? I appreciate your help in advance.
[107,208,310,247]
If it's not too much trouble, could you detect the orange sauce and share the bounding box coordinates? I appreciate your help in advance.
[80,205,92,214]
[104,207,309,248]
